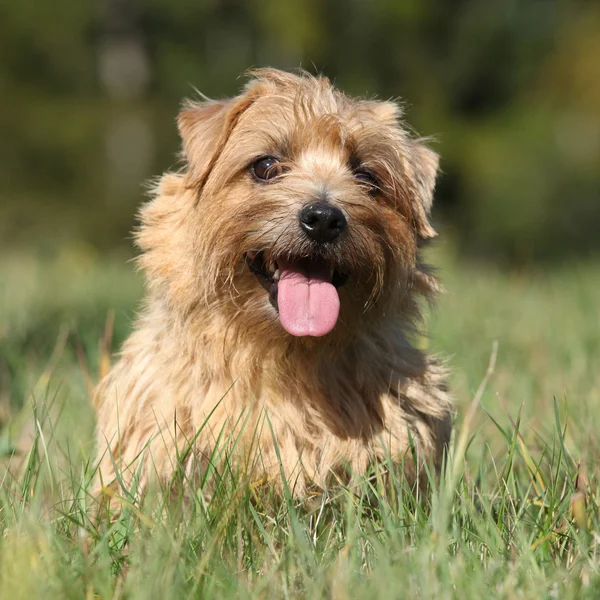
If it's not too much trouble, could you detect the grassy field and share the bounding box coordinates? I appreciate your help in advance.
[1,244,599,599]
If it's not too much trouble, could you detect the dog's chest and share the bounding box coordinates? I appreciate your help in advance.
[179,372,412,487]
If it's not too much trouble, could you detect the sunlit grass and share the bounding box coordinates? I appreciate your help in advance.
[1,247,599,598]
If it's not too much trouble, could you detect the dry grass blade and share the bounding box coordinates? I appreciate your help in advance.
[98,310,115,381]
[75,336,94,400]
[448,340,498,492]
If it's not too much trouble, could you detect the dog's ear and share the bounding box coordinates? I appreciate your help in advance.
[406,139,439,240]
[177,91,258,191]
[368,101,439,239]
[367,100,402,126]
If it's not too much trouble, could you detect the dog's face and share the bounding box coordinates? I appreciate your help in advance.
[147,70,438,343]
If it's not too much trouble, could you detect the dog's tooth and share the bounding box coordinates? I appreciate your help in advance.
[268,260,276,274]
[273,268,280,281]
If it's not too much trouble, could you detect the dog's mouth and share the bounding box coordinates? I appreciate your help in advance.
[245,252,349,337]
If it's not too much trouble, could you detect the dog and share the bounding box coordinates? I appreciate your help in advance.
[94,68,452,502]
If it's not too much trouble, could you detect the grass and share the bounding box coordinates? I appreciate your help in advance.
[1,242,599,599]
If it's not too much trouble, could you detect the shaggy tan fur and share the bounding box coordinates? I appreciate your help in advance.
[94,69,452,500]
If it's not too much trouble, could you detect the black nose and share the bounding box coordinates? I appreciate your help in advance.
[299,202,347,243]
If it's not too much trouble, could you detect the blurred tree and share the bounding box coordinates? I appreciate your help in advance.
[0,0,598,263]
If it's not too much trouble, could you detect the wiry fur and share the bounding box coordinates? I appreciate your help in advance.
[94,69,453,499]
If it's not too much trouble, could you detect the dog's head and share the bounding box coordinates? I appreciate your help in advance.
[140,69,439,343]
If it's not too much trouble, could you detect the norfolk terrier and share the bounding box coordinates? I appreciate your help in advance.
[95,69,452,501]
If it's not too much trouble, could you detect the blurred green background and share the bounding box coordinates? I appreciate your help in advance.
[1,0,599,263]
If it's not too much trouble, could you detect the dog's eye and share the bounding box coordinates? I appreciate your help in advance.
[252,156,283,181]
[354,169,379,190]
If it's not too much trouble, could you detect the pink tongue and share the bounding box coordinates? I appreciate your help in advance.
[277,260,340,337]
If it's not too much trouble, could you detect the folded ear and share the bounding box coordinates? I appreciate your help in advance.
[177,90,259,192]
[407,139,439,239]
[366,99,439,240]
